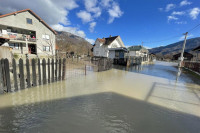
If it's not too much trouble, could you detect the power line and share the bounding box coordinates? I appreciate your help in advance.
[187,23,200,33]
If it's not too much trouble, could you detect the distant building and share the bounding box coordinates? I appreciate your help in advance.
[192,46,200,61]
[0,9,57,57]
[172,52,193,61]
[93,35,126,59]
[128,45,149,58]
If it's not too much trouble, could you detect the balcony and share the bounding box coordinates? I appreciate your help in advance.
[0,32,36,42]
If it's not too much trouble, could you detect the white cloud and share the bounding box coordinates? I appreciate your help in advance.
[179,34,193,40]
[158,8,163,11]
[108,2,123,24]
[189,7,200,20]
[0,0,78,25]
[175,21,187,24]
[89,22,96,32]
[77,10,93,23]
[53,24,95,44]
[172,11,185,16]
[101,0,112,7]
[85,38,95,44]
[167,16,178,22]
[165,4,176,12]
[180,0,192,6]
[84,0,101,18]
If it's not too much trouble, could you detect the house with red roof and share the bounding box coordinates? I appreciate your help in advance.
[93,35,127,59]
[0,9,57,57]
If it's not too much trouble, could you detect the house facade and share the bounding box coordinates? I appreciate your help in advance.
[0,9,56,57]
[93,36,126,59]
[128,45,149,57]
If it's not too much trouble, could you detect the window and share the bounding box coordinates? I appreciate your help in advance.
[9,43,20,49]
[26,18,33,24]
[42,34,50,40]
[43,46,50,52]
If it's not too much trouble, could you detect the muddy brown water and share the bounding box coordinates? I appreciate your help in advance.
[0,61,200,133]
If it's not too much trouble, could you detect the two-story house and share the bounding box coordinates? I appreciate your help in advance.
[93,35,126,59]
[0,9,56,57]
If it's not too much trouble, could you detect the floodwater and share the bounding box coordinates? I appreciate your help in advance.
[0,61,200,133]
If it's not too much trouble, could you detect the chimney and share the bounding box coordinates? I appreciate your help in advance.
[109,35,112,37]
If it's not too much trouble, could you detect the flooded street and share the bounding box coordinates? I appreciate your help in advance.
[0,61,200,133]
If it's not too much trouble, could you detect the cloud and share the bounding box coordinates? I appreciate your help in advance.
[167,16,178,22]
[172,11,185,16]
[189,7,200,20]
[175,21,187,24]
[165,4,176,12]
[52,24,95,44]
[85,38,95,44]
[0,0,79,25]
[84,0,101,18]
[101,0,112,7]
[180,0,192,6]
[158,8,163,11]
[77,10,93,23]
[179,34,193,40]
[89,22,96,32]
[108,2,123,24]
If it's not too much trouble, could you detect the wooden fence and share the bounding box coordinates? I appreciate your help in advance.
[182,61,200,74]
[0,58,66,93]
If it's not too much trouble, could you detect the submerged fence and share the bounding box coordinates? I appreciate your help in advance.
[0,57,113,93]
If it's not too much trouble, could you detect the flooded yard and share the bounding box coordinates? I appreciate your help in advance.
[0,61,200,133]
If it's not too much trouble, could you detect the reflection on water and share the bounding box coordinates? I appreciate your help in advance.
[0,61,200,132]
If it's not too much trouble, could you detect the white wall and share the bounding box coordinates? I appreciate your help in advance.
[0,11,56,56]
[109,51,115,59]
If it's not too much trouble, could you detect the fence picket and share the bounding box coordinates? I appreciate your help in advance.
[62,58,66,80]
[48,58,50,83]
[42,59,47,84]
[38,59,41,85]
[32,59,37,86]
[55,59,58,81]
[12,59,18,90]
[58,58,61,80]
[0,59,3,91]
[19,58,25,90]
[26,58,31,88]
[52,59,54,82]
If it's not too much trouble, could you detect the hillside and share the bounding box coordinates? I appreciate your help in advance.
[56,31,93,56]
[149,37,200,58]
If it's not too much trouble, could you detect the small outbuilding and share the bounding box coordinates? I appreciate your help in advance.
[192,45,200,61]
[172,52,193,61]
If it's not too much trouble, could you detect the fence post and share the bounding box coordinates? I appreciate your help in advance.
[85,64,86,75]
[48,58,50,83]
[42,59,47,84]
[51,59,54,82]
[32,59,37,87]
[55,59,58,81]
[0,59,3,91]
[1,59,6,91]
[58,58,61,80]
[26,58,31,88]
[19,58,25,90]
[62,58,66,80]
[4,59,11,92]
[12,59,18,91]
[38,58,41,85]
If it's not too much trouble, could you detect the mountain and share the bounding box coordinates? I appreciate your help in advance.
[56,31,93,56]
[149,37,200,58]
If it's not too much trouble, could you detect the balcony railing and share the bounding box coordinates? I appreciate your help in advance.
[0,32,36,42]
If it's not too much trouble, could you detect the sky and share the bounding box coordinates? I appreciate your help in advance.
[0,0,200,48]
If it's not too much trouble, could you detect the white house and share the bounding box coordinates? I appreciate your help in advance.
[0,9,57,57]
[128,45,148,57]
[93,35,126,59]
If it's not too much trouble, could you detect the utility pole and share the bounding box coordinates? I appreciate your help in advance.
[179,32,188,67]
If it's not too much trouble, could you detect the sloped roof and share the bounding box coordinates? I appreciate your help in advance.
[128,45,148,52]
[173,52,193,57]
[192,46,200,51]
[97,36,119,45]
[0,9,57,35]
